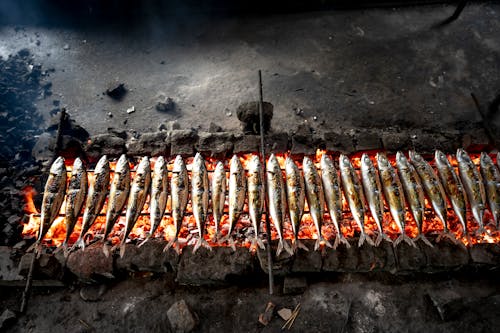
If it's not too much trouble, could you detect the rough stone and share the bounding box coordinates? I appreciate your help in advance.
[381,130,411,152]
[167,300,198,333]
[469,243,500,266]
[105,82,126,100]
[410,131,461,154]
[265,131,290,153]
[370,239,397,272]
[126,131,169,156]
[195,132,234,156]
[0,309,16,330]
[155,97,175,112]
[353,129,383,151]
[322,130,355,153]
[0,246,21,280]
[256,241,293,276]
[236,101,273,134]
[84,133,126,160]
[283,276,308,295]
[66,243,115,282]
[233,134,261,153]
[37,253,63,279]
[116,240,179,273]
[208,122,223,133]
[426,289,465,321]
[322,239,375,272]
[462,128,491,150]
[290,124,317,155]
[158,120,181,132]
[170,129,198,156]
[291,240,322,272]
[394,240,427,273]
[421,238,469,271]
[177,246,254,286]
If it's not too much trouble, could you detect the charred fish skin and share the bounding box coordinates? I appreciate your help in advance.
[457,148,486,232]
[377,153,414,247]
[222,155,246,250]
[165,155,189,253]
[409,150,450,239]
[191,153,211,253]
[320,155,349,249]
[75,155,110,249]
[303,156,332,250]
[360,153,389,246]
[62,157,87,251]
[267,154,293,256]
[285,157,307,251]
[247,155,265,250]
[480,152,500,228]
[211,161,226,238]
[435,150,468,236]
[120,156,151,257]
[395,152,432,247]
[103,154,130,243]
[39,156,67,244]
[339,154,373,247]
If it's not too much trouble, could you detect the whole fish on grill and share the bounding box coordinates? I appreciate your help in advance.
[102,154,130,256]
[360,154,391,246]
[165,155,189,253]
[191,153,211,253]
[74,155,110,250]
[320,155,350,249]
[138,156,168,248]
[61,158,86,256]
[480,152,500,228]
[220,155,246,251]
[267,154,293,256]
[285,157,308,251]
[396,152,432,247]
[37,157,67,251]
[457,148,486,233]
[435,150,468,236]
[339,154,374,247]
[303,156,332,250]
[211,161,226,240]
[377,153,414,247]
[248,155,265,250]
[119,156,151,257]
[409,150,453,242]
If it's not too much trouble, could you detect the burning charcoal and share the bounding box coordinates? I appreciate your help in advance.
[105,81,126,100]
[322,238,375,272]
[426,289,465,321]
[283,276,308,295]
[236,101,273,134]
[258,302,275,326]
[0,309,16,330]
[155,97,175,112]
[167,300,198,333]
[66,243,115,282]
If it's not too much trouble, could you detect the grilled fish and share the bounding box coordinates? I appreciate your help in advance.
[267,154,293,256]
[360,154,391,246]
[61,157,86,255]
[285,157,307,251]
[248,155,265,250]
[191,153,211,253]
[139,156,168,247]
[435,150,468,236]
[339,154,373,247]
[320,155,349,249]
[220,155,246,250]
[480,152,500,228]
[119,156,151,257]
[396,152,432,247]
[457,148,486,233]
[165,155,189,253]
[211,161,226,240]
[409,150,452,242]
[102,154,130,256]
[377,153,414,247]
[38,157,67,248]
[75,155,110,250]
[303,156,332,250]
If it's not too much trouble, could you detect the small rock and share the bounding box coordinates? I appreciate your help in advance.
[208,122,223,133]
[167,300,198,333]
[80,284,107,302]
[225,111,232,117]
[156,97,175,112]
[426,289,464,321]
[0,309,16,330]
[105,82,126,100]
[258,302,275,326]
[126,106,135,114]
[283,276,308,295]
[277,308,292,321]
[107,112,113,118]
[236,101,273,134]
[63,44,70,50]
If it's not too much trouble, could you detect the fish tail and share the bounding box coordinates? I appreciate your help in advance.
[137,236,151,248]
[103,242,112,258]
[53,244,64,255]
[283,239,294,256]
[256,237,265,250]
[72,237,85,251]
[403,234,416,248]
[119,242,127,258]
[193,237,212,253]
[295,239,309,252]
[382,233,393,244]
[340,235,351,248]
[361,232,374,247]
[333,236,340,250]
[276,239,284,257]
[358,232,367,247]
[415,234,434,248]
[393,234,403,247]
[163,237,178,253]
[374,234,383,247]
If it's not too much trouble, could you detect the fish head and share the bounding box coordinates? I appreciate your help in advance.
[302,156,314,170]
[94,155,109,174]
[230,155,243,174]
[360,153,373,169]
[434,150,448,167]
[193,152,206,171]
[267,154,279,173]
[215,161,225,173]
[480,152,492,166]
[115,154,129,173]
[285,157,296,173]
[172,155,185,173]
[395,151,408,167]
[456,148,470,163]
[72,157,84,172]
[339,154,351,169]
[50,156,66,174]
[375,153,390,169]
[408,150,422,163]
[248,155,261,171]
[154,156,166,173]
[135,156,151,175]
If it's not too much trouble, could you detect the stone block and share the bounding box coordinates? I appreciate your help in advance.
[170,129,198,156]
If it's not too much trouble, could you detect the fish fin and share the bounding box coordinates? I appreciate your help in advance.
[415,234,434,248]
[393,234,403,247]
[137,236,151,248]
[276,239,284,257]
[72,237,85,252]
[163,237,178,253]
[193,237,212,253]
[218,234,230,246]
[26,242,36,253]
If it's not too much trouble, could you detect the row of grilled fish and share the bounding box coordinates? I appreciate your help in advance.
[37,149,500,256]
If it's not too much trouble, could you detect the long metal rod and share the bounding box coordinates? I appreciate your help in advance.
[258,70,274,295]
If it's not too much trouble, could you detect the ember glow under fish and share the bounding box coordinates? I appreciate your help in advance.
[248,155,265,250]
[480,152,500,228]
[211,161,226,240]
[191,153,211,253]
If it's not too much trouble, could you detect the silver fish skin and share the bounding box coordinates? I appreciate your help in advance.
[435,150,468,236]
[62,158,86,253]
[267,154,293,256]
[377,153,414,247]
[120,156,151,257]
[320,155,349,249]
[396,152,432,247]
[409,150,450,240]
[339,154,373,247]
[285,157,307,252]
[457,148,486,232]
[39,156,67,245]
[211,161,226,239]
[138,156,168,248]
[75,155,110,250]
[247,155,265,250]
[360,154,390,246]
[303,156,332,250]
[480,152,500,228]
[103,155,130,245]
[191,153,211,253]
[221,155,246,250]
[165,155,189,253]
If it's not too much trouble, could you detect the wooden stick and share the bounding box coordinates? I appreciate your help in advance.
[19,249,37,313]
